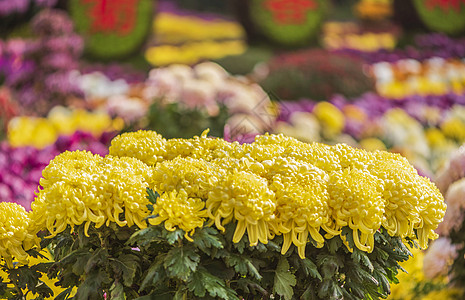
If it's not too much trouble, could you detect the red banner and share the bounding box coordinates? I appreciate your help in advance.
[426,0,465,12]
[81,0,139,35]
[264,0,318,25]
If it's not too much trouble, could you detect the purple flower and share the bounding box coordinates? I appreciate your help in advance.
[44,35,84,56]
[34,0,58,7]
[4,60,36,86]
[0,0,30,16]
[16,85,39,106]
[32,9,74,36]
[42,52,78,70]
[44,71,81,95]
[336,33,465,63]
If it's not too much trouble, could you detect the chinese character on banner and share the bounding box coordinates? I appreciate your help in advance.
[264,0,318,24]
[426,0,465,12]
[81,0,138,35]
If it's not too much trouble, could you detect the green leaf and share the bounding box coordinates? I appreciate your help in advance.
[84,248,108,274]
[55,248,90,269]
[135,292,172,300]
[236,278,268,297]
[146,188,160,204]
[331,281,345,299]
[224,223,247,254]
[317,254,342,279]
[110,281,126,300]
[374,247,389,262]
[173,288,187,300]
[300,258,322,281]
[345,280,365,299]
[359,252,374,273]
[273,257,296,300]
[26,249,49,260]
[166,229,184,245]
[318,279,332,299]
[265,240,281,253]
[225,254,262,280]
[192,227,223,255]
[234,238,247,254]
[352,249,374,273]
[351,264,378,286]
[301,285,317,300]
[127,226,163,247]
[146,188,160,213]
[341,227,355,250]
[8,265,41,292]
[74,269,109,300]
[186,271,206,298]
[72,253,92,276]
[139,254,167,292]
[30,262,54,274]
[187,268,238,300]
[115,226,136,241]
[373,268,391,296]
[327,237,342,254]
[164,247,200,281]
[203,260,235,281]
[112,254,139,287]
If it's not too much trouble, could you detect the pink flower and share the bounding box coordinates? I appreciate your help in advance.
[437,177,465,236]
[423,237,458,280]
[435,145,465,194]
[106,95,147,123]
[180,80,218,115]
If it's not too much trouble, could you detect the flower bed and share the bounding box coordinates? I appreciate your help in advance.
[0,9,84,116]
[145,2,246,66]
[275,93,465,176]
[7,107,123,149]
[74,62,276,139]
[371,57,465,98]
[0,131,113,211]
[0,130,446,299]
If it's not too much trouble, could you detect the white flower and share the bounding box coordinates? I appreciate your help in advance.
[106,95,147,123]
[73,71,129,99]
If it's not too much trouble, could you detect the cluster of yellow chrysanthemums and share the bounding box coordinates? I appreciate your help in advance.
[1,130,446,267]
[0,202,38,268]
[8,107,124,148]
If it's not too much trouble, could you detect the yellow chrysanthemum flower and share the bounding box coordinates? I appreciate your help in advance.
[0,202,38,268]
[269,158,331,258]
[149,189,207,241]
[359,137,387,151]
[109,130,167,166]
[7,109,123,149]
[31,151,154,237]
[207,171,276,247]
[327,168,385,252]
[7,117,57,149]
[253,133,341,173]
[425,128,448,148]
[330,143,375,170]
[313,102,345,137]
[367,154,443,249]
[153,156,222,199]
[441,118,465,143]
